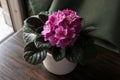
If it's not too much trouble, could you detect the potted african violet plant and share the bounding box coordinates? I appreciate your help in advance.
[23,9,97,75]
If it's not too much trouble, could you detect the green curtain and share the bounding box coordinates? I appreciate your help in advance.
[27,0,120,53]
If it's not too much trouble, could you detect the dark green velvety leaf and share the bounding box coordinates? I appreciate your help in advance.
[34,36,51,49]
[23,26,37,43]
[51,47,66,61]
[35,26,43,33]
[80,45,97,65]
[39,14,48,24]
[76,35,94,48]
[23,32,37,43]
[23,12,49,44]
[66,46,83,63]
[25,17,43,31]
[38,11,53,24]
[77,36,98,65]
[23,42,47,65]
[39,11,49,17]
[38,11,49,24]
[65,35,97,64]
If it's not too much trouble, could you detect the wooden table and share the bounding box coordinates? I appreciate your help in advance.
[0,29,120,80]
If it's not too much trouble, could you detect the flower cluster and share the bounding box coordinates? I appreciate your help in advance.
[41,9,81,48]
[23,10,97,65]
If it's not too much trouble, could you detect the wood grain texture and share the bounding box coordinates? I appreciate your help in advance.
[0,29,120,80]
[7,0,23,31]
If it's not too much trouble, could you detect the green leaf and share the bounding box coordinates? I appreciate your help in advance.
[23,26,37,43]
[65,35,97,64]
[66,46,83,63]
[39,13,48,24]
[35,27,43,33]
[38,11,54,24]
[51,47,66,61]
[77,36,98,65]
[39,11,49,16]
[34,36,51,49]
[23,12,49,43]
[24,17,43,31]
[23,42,47,65]
[80,45,97,65]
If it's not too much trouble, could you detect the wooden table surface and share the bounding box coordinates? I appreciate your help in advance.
[0,29,120,80]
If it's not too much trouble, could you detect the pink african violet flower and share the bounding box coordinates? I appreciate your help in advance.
[41,9,81,48]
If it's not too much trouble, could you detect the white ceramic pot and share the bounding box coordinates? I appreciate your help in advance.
[43,53,77,75]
